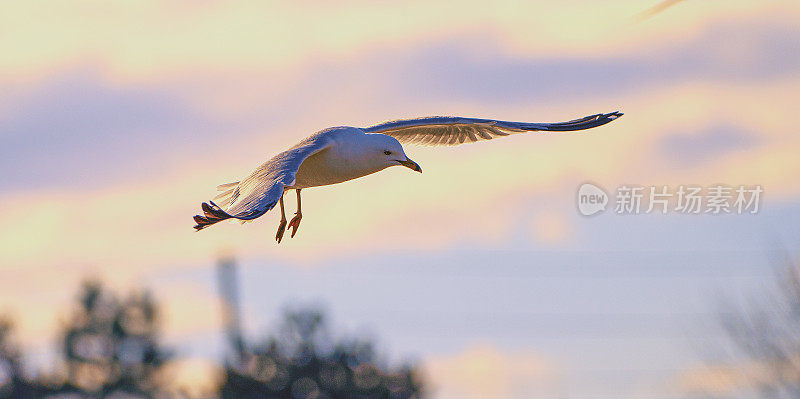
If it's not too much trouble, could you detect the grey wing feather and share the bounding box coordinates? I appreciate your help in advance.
[227,133,333,217]
[213,182,240,208]
[192,133,333,230]
[362,111,622,146]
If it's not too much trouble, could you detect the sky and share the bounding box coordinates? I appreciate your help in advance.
[1,0,800,398]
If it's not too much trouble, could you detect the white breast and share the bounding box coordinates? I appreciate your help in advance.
[291,129,387,189]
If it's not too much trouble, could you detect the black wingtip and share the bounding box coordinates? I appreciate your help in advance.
[544,111,623,132]
[192,201,233,231]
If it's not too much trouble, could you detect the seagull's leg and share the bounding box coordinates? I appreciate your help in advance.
[287,189,303,238]
[275,194,288,243]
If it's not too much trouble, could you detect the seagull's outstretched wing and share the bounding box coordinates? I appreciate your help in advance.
[193,133,334,230]
[363,111,622,146]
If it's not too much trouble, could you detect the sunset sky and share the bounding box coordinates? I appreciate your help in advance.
[2,0,800,397]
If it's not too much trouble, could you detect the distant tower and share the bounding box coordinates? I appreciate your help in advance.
[216,255,246,364]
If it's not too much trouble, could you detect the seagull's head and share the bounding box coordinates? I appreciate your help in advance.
[370,134,422,173]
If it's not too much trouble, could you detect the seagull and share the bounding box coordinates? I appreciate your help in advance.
[193,111,623,242]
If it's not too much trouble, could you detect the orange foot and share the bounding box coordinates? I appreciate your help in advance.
[275,218,288,243]
[287,213,303,238]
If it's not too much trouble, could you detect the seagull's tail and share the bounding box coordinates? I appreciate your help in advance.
[538,111,623,131]
[193,201,233,231]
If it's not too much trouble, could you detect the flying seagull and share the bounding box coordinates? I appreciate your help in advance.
[193,111,623,242]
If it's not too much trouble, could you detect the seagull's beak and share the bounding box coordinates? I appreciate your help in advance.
[397,158,422,173]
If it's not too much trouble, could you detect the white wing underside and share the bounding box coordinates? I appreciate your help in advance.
[362,112,622,146]
[215,132,333,221]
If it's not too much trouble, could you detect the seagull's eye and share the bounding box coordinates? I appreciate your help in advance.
[383,150,392,155]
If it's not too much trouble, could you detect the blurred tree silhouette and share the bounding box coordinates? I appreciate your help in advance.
[2,273,424,399]
[44,280,172,398]
[219,307,424,399]
[701,255,800,398]
[0,316,38,398]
